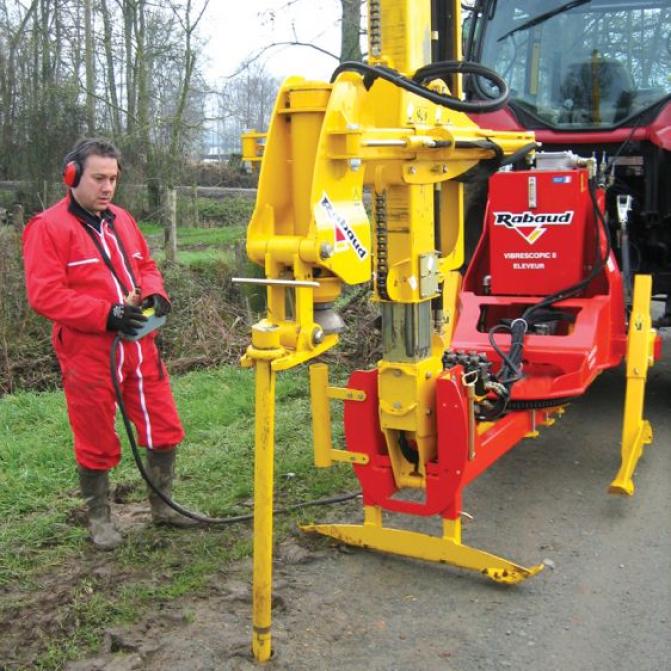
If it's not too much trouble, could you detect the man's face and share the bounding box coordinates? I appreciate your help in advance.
[72,155,119,214]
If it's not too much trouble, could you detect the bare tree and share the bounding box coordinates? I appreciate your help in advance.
[167,0,210,173]
[0,0,211,209]
[0,0,363,201]
[100,0,121,136]
[232,0,364,78]
[341,0,363,62]
[84,0,95,133]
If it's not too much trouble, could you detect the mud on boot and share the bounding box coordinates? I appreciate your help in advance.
[78,467,123,550]
[146,448,200,528]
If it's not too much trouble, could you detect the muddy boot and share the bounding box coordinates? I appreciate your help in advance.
[146,448,199,528]
[78,467,123,550]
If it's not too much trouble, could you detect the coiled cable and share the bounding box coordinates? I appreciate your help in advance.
[110,335,360,526]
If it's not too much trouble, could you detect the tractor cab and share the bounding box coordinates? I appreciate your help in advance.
[464,0,671,325]
[465,0,671,130]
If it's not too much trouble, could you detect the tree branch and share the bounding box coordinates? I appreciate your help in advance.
[228,40,340,79]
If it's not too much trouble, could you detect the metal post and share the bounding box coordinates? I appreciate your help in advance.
[252,359,276,662]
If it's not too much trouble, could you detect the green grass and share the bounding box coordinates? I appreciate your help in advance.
[140,221,247,243]
[138,222,246,268]
[0,365,353,584]
[196,196,253,226]
[152,247,236,268]
[0,363,355,668]
[169,224,246,247]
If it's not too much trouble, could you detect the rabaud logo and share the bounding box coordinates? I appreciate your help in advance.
[493,210,574,245]
[319,194,368,260]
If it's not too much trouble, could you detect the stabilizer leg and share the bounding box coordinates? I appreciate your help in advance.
[609,274,656,496]
[302,506,544,585]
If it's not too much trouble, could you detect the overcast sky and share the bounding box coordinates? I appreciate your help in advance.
[200,0,345,84]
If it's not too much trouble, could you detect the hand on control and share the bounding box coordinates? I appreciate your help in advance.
[107,303,148,336]
[142,294,171,317]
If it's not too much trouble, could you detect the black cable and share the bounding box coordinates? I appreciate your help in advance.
[500,142,540,167]
[331,60,509,113]
[487,323,523,385]
[507,396,577,410]
[455,139,504,162]
[110,335,360,525]
[605,112,649,179]
[463,1,481,61]
[522,178,611,319]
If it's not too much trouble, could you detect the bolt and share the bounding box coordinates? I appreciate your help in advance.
[349,158,362,171]
[393,401,401,410]
[320,242,334,259]
[312,327,324,345]
[408,166,417,175]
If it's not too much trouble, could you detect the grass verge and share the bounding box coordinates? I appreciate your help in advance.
[0,363,356,669]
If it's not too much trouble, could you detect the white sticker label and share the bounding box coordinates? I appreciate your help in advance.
[319,194,368,260]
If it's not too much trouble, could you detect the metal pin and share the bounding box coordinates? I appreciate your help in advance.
[462,370,478,461]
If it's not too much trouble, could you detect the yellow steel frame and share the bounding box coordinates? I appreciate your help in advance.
[240,0,536,660]
[240,0,655,662]
[309,364,369,467]
[250,360,275,661]
[303,507,544,585]
[609,274,656,495]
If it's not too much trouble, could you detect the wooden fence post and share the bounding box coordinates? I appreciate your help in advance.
[12,204,24,231]
[164,188,178,264]
[192,185,199,228]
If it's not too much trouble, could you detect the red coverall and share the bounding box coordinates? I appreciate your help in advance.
[23,195,184,470]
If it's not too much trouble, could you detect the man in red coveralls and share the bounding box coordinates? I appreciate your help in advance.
[23,138,195,550]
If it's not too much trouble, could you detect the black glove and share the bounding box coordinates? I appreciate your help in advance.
[107,303,148,336]
[142,294,171,317]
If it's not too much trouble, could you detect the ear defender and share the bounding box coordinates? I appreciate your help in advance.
[62,160,82,188]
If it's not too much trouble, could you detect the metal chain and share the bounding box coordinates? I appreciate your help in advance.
[369,0,382,59]
[374,191,390,300]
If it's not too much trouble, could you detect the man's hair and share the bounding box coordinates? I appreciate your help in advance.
[63,137,123,173]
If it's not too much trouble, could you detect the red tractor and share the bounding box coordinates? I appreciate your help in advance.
[461,0,671,326]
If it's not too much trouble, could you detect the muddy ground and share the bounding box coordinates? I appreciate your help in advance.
[3,338,670,670]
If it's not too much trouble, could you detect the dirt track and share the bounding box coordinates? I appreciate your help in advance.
[56,330,671,671]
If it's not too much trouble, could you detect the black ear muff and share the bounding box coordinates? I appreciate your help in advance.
[63,160,82,188]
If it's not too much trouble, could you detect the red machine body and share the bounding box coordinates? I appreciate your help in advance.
[488,169,593,296]
[455,167,627,401]
[342,167,629,522]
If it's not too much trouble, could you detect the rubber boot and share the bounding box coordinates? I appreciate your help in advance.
[146,448,199,527]
[78,467,123,550]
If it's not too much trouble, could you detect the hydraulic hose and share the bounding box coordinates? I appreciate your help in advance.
[482,178,612,420]
[110,335,360,525]
[331,60,509,113]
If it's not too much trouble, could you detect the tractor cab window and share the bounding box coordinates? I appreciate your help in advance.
[474,0,671,129]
